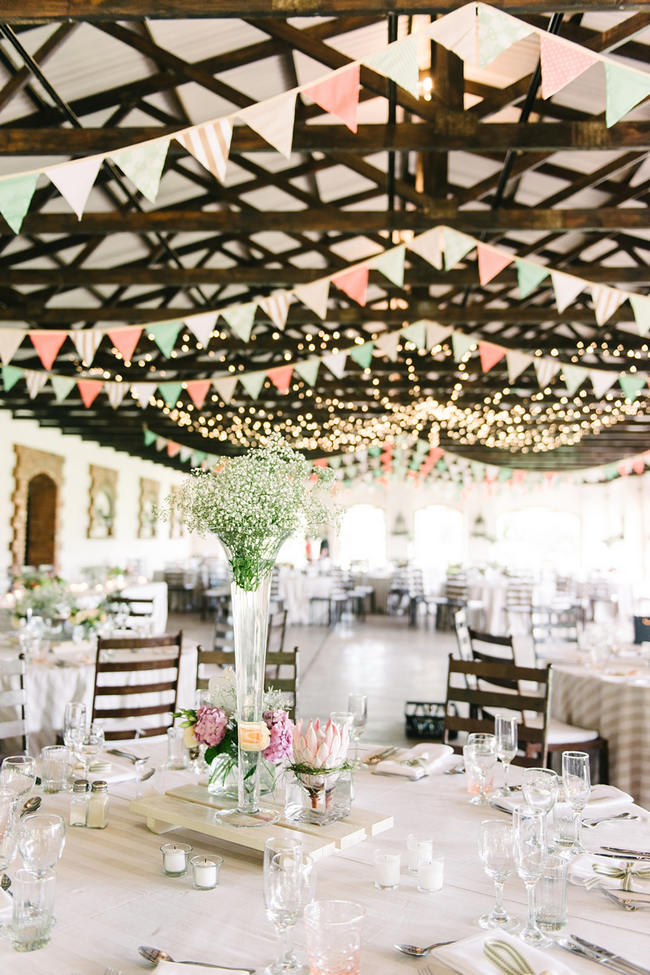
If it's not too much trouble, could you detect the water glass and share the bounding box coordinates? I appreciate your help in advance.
[167,726,189,770]
[329,712,354,760]
[347,694,367,764]
[0,789,19,873]
[264,835,306,975]
[63,701,86,752]
[465,734,497,805]
[11,869,55,952]
[0,755,36,798]
[536,853,569,934]
[78,723,105,774]
[522,768,559,848]
[550,802,575,851]
[18,814,66,876]
[478,820,518,931]
[513,806,549,947]
[304,900,365,975]
[494,715,518,795]
[561,751,591,854]
[40,746,70,794]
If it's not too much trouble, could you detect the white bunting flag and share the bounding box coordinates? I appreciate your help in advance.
[425,321,452,349]
[428,4,479,64]
[176,119,232,183]
[590,284,627,326]
[131,382,156,408]
[0,329,25,365]
[294,279,330,320]
[238,91,297,158]
[25,370,47,399]
[534,358,561,389]
[589,368,617,399]
[323,351,347,379]
[213,376,238,404]
[44,156,103,220]
[630,293,650,336]
[105,381,127,409]
[375,332,401,362]
[71,329,103,365]
[551,271,585,313]
[408,227,443,270]
[261,292,291,331]
[185,311,218,347]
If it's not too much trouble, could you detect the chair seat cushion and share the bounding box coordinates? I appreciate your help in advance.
[547,717,599,744]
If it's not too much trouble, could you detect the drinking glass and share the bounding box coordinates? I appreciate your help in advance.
[478,821,518,931]
[77,722,105,774]
[347,694,367,765]
[263,835,306,975]
[561,751,591,854]
[40,746,70,794]
[0,756,36,798]
[522,768,559,848]
[0,789,19,876]
[513,806,549,947]
[18,814,66,877]
[536,853,569,934]
[11,868,55,952]
[304,900,364,975]
[63,701,87,766]
[494,715,518,795]
[465,734,497,805]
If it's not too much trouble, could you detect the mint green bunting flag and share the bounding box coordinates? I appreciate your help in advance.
[368,445,382,458]
[239,370,266,399]
[444,228,475,270]
[605,62,650,128]
[50,376,76,402]
[222,302,257,342]
[604,462,618,481]
[630,294,650,336]
[618,373,646,401]
[191,450,207,467]
[111,137,169,202]
[294,358,320,386]
[470,460,484,480]
[0,173,38,234]
[329,456,342,469]
[498,467,513,482]
[436,458,448,473]
[400,321,426,350]
[516,260,550,299]
[1,364,23,391]
[349,342,374,370]
[563,364,588,396]
[151,320,182,358]
[452,331,476,362]
[373,245,405,288]
[158,381,183,406]
[364,35,419,98]
[143,428,157,447]
[478,6,532,68]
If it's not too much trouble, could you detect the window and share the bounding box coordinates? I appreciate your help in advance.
[413,505,466,570]
[338,505,387,569]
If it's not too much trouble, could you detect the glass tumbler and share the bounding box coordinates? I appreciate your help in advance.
[40,746,70,794]
[536,853,569,934]
[11,869,55,952]
[304,900,365,975]
[167,726,189,770]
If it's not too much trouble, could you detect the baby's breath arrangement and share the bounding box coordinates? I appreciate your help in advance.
[165,435,336,590]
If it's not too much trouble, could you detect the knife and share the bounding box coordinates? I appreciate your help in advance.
[570,935,650,975]
[594,851,650,861]
[364,746,399,765]
[558,939,643,975]
[601,846,650,858]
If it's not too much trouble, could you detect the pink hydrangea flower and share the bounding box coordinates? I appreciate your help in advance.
[262,709,294,764]
[193,705,228,747]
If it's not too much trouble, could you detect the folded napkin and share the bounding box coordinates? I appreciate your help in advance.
[433,931,574,975]
[570,852,650,892]
[156,959,251,975]
[495,783,633,817]
[85,757,139,786]
[372,743,453,780]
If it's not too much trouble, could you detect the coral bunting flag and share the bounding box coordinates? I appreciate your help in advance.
[77,379,103,408]
[332,266,368,306]
[303,64,360,133]
[29,331,67,370]
[267,364,294,395]
[478,341,506,373]
[107,327,142,362]
[185,380,211,409]
[477,244,513,285]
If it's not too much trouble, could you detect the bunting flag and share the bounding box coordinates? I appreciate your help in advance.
[364,34,419,99]
[539,33,599,100]
[261,292,291,330]
[111,137,169,202]
[428,3,478,63]
[2,364,23,391]
[589,368,617,399]
[349,342,374,370]
[323,351,347,379]
[30,331,67,370]
[0,173,38,234]
[332,266,368,306]
[551,271,585,313]
[562,363,588,395]
[131,382,156,408]
[426,321,452,348]
[619,373,646,401]
[71,329,103,366]
[239,370,266,399]
[186,379,211,409]
[44,156,102,220]
[452,331,476,362]
[105,381,127,409]
[175,118,232,182]
[267,364,294,394]
[375,331,401,362]
[238,91,297,158]
[0,329,24,365]
[294,279,330,320]
[50,375,76,402]
[184,312,217,348]
[155,436,166,451]
[25,370,47,399]
[373,245,406,288]
[213,375,238,404]
[630,294,650,336]
[294,358,320,386]
[151,320,182,358]
[303,64,360,133]
[534,358,561,388]
[407,227,443,270]
[107,327,142,362]
[401,321,427,350]
[477,5,532,67]
[444,228,475,270]
[477,244,513,285]
[222,303,257,342]
[605,62,650,128]
[167,441,181,458]
[516,260,549,299]
[78,379,103,408]
[143,428,157,447]
[591,283,626,326]
[478,341,506,373]
[158,381,183,407]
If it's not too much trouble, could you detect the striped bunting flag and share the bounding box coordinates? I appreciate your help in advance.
[176,119,233,183]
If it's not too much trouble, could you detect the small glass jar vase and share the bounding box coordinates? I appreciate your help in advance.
[286,768,346,826]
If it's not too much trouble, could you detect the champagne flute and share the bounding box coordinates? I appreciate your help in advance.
[18,813,66,877]
[561,751,591,854]
[0,755,36,799]
[478,821,518,931]
[63,701,87,769]
[513,806,549,947]
[347,694,367,765]
[465,733,497,805]
[522,768,559,849]
[494,715,518,795]
[263,835,307,975]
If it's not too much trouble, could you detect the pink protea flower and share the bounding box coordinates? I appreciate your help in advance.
[292,718,349,769]
[193,705,228,747]
[262,709,294,764]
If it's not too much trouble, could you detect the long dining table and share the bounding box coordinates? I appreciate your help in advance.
[2,742,648,975]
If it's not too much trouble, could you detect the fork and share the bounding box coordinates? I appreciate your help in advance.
[104,968,122,975]
[417,966,436,975]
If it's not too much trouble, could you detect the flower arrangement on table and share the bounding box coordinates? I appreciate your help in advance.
[68,604,108,635]
[286,718,352,822]
[12,574,71,624]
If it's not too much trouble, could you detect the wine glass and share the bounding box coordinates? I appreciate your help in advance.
[522,768,559,849]
[494,715,518,795]
[0,789,19,876]
[0,755,36,798]
[478,821,518,931]
[561,751,591,854]
[347,694,367,764]
[63,701,87,767]
[465,733,497,805]
[77,722,105,775]
[263,835,307,975]
[18,813,66,877]
[513,806,549,947]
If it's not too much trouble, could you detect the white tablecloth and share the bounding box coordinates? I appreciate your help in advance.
[1,748,647,974]
[278,570,333,625]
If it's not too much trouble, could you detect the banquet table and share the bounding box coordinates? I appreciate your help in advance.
[277,569,333,625]
[1,745,648,975]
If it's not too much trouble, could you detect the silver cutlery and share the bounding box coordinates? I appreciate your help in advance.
[395,938,457,957]
[444,766,465,775]
[107,747,149,765]
[594,850,650,861]
[601,889,650,912]
[138,945,255,972]
[570,934,650,975]
[139,767,155,782]
[364,746,399,765]
[487,801,514,815]
[21,796,41,816]
[558,935,650,975]
[601,845,650,858]
[583,812,639,828]
[1,874,12,897]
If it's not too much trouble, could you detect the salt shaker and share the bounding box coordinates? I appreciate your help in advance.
[87,780,109,828]
[69,779,89,827]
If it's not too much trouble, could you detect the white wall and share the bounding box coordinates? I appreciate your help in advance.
[0,413,194,580]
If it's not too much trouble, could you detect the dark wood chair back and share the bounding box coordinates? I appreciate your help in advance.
[195,644,299,720]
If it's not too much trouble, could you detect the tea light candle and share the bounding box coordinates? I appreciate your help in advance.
[191,855,223,890]
[374,850,400,890]
[160,842,192,877]
[417,854,445,893]
[406,835,433,873]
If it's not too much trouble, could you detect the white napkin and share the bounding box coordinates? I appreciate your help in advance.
[372,743,453,780]
[156,959,251,975]
[433,931,574,975]
[495,784,633,817]
[570,852,650,892]
[86,756,139,785]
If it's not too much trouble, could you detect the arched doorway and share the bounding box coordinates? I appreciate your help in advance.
[24,474,57,567]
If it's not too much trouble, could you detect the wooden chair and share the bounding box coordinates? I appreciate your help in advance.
[195,644,299,720]
[0,654,28,756]
[91,632,182,740]
[443,654,551,767]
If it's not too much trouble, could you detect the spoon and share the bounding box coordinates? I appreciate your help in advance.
[21,796,41,817]
[138,945,255,971]
[395,939,456,957]
[1,874,12,897]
